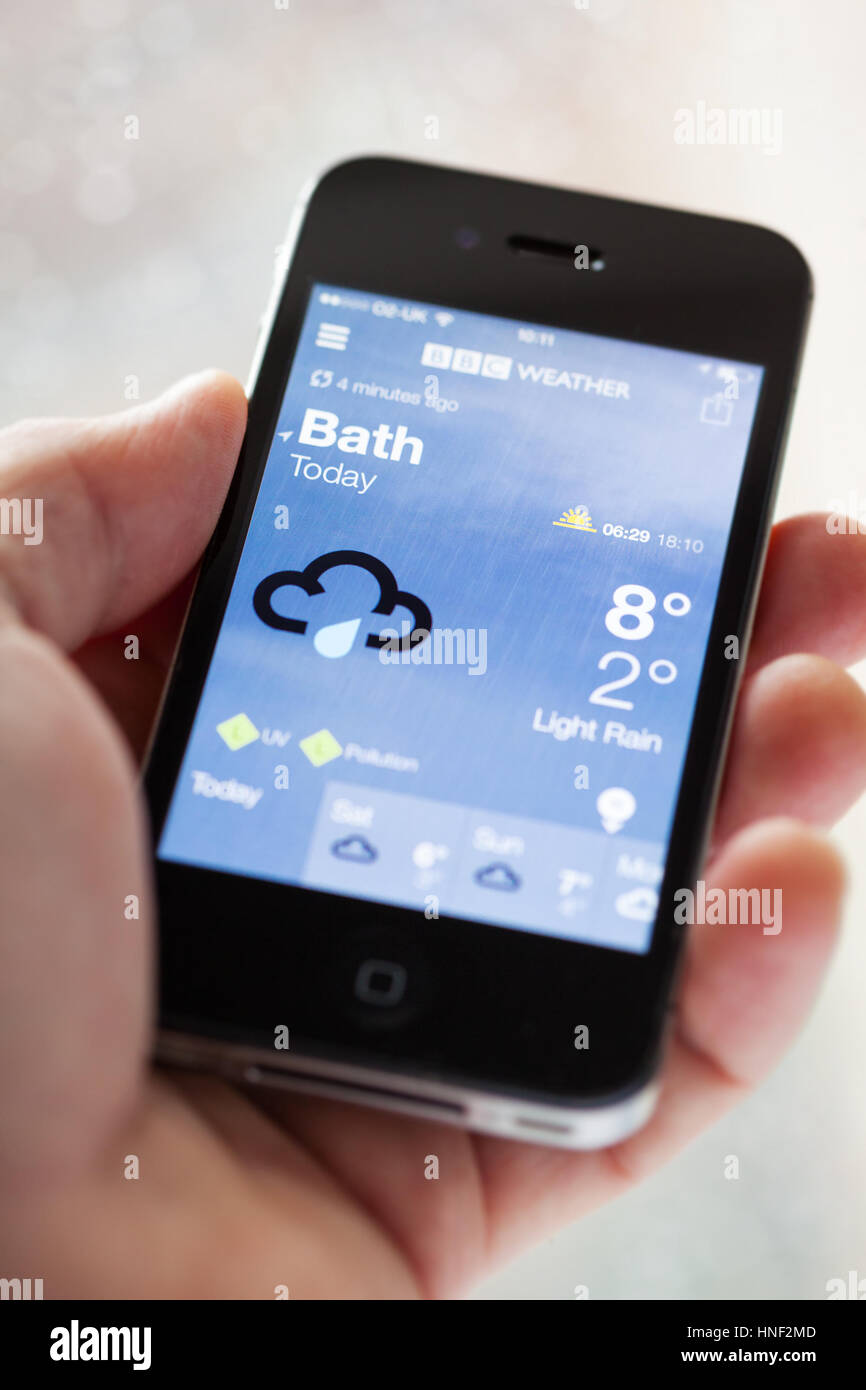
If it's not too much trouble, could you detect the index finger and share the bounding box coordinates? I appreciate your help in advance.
[748,512,866,670]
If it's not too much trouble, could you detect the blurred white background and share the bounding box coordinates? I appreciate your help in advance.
[1,0,863,1300]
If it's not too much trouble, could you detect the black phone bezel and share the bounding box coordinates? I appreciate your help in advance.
[144,156,812,1108]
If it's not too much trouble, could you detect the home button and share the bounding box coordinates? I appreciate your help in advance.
[353,958,408,1007]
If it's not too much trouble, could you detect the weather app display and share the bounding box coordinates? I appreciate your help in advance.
[158,283,763,953]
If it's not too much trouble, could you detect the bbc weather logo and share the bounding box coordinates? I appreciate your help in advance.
[421,342,512,379]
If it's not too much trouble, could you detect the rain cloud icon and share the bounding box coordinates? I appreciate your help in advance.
[253,550,432,657]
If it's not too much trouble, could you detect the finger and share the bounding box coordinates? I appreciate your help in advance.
[677,818,844,1084]
[748,512,866,670]
[712,653,866,845]
[471,819,844,1275]
[0,370,246,649]
[0,625,154,1191]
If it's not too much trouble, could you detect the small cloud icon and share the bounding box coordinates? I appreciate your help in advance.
[331,835,378,864]
[614,887,658,922]
[474,862,521,892]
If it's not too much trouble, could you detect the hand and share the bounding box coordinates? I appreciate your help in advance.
[1,373,865,1300]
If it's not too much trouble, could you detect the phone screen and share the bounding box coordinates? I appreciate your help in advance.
[158,282,763,955]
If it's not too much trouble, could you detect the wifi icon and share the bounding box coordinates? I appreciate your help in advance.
[434,312,455,328]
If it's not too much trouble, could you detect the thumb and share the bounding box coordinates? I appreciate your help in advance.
[0,370,247,650]
[0,372,244,1192]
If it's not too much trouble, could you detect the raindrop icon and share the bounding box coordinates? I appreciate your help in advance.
[313,617,361,659]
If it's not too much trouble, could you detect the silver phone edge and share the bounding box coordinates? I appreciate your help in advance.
[157,1028,659,1151]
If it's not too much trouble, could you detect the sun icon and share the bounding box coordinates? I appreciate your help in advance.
[553,505,597,532]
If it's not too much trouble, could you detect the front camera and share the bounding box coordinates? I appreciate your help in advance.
[454,227,481,251]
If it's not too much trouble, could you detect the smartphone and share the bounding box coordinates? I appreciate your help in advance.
[145,157,811,1148]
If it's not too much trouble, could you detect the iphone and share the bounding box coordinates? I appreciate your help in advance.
[145,157,811,1147]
